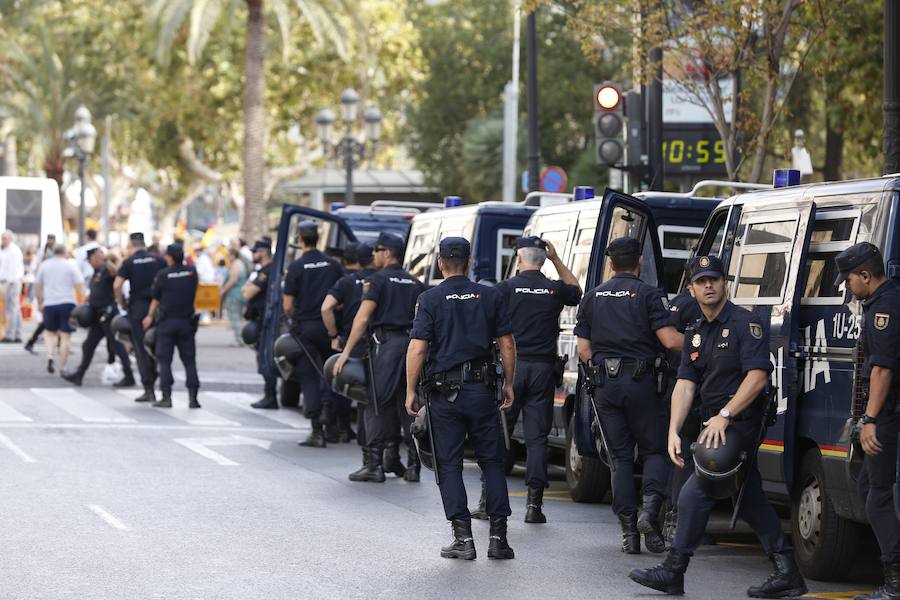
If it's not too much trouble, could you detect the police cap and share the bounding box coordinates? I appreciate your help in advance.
[129,232,145,243]
[252,239,271,253]
[298,220,318,237]
[356,241,374,265]
[375,232,405,252]
[439,237,471,259]
[515,236,547,251]
[834,242,882,286]
[688,255,726,282]
[165,243,184,262]
[605,236,641,258]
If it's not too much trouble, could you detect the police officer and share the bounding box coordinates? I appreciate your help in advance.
[241,239,277,409]
[62,247,135,387]
[115,232,166,403]
[629,255,807,598]
[142,244,201,409]
[334,233,425,482]
[405,237,516,560]
[492,236,581,523]
[834,243,900,600]
[322,242,377,450]
[282,220,344,447]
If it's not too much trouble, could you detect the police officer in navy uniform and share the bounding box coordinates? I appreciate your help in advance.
[629,255,807,598]
[834,243,900,600]
[335,233,426,482]
[405,237,516,560]
[115,232,166,403]
[282,220,344,447]
[323,242,377,453]
[574,237,683,554]
[493,236,581,523]
[62,247,135,387]
[142,244,201,409]
[241,239,277,409]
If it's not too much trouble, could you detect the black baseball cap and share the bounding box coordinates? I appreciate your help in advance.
[605,236,641,258]
[688,255,725,282]
[129,232,145,243]
[375,232,404,252]
[252,239,271,253]
[834,242,882,285]
[439,237,471,259]
[515,236,547,251]
[298,220,318,236]
[356,242,374,265]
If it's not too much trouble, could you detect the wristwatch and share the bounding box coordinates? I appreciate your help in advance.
[861,414,877,425]
[718,408,732,420]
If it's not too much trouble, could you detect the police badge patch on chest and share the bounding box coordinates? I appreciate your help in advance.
[749,323,763,339]
[875,312,891,330]
[722,328,729,338]
[691,334,701,348]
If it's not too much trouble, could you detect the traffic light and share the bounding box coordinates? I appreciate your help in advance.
[623,90,645,169]
[594,82,624,166]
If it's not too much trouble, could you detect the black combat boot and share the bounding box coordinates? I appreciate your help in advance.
[629,548,690,595]
[618,512,641,554]
[348,448,376,481]
[638,494,666,554]
[383,442,407,478]
[470,480,489,520]
[441,519,476,560]
[350,448,386,482]
[298,426,327,448]
[524,487,547,524]
[403,446,420,482]
[663,506,677,548]
[487,516,515,559]
[113,372,136,388]
[152,390,173,408]
[251,385,278,409]
[188,389,201,409]
[134,386,156,403]
[855,562,900,600]
[747,552,807,598]
[324,423,341,444]
[61,369,84,386]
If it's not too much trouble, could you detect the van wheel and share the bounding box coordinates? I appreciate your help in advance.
[504,440,520,475]
[791,450,859,581]
[565,412,610,503]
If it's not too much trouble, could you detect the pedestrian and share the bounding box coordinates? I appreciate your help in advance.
[220,245,248,347]
[75,228,102,285]
[0,230,25,342]
[61,247,135,387]
[281,220,344,446]
[241,239,277,409]
[834,243,900,600]
[24,237,56,353]
[404,236,516,560]
[34,244,86,373]
[629,255,807,598]
[196,246,216,325]
[334,234,425,482]
[574,237,683,554]
[115,232,166,403]
[143,243,200,409]
[488,236,582,523]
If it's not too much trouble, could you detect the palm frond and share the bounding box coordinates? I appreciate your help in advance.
[188,0,225,64]
[150,0,193,65]
[269,0,293,62]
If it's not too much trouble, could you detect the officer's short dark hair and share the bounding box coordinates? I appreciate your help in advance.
[86,229,97,241]
[166,244,185,264]
[300,232,319,247]
[440,256,468,274]
[610,253,639,271]
[853,256,885,279]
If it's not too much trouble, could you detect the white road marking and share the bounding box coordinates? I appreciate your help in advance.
[31,388,135,423]
[152,393,241,426]
[206,391,311,429]
[0,399,32,422]
[174,434,272,466]
[0,422,297,433]
[0,433,37,463]
[87,504,128,530]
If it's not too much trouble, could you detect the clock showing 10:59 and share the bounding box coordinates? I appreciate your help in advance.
[662,125,731,175]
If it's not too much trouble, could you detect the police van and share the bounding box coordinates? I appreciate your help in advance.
[567,174,900,580]
[0,176,65,249]
[334,200,442,244]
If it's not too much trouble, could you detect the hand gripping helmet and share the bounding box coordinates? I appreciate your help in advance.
[411,406,435,472]
[323,353,368,404]
[111,314,131,344]
[241,320,260,347]
[691,427,748,499]
[273,333,304,380]
[69,303,96,329]
[143,326,158,361]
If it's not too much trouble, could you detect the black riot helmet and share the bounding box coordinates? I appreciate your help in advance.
[411,406,435,472]
[273,333,304,380]
[111,314,131,344]
[323,353,368,403]
[143,326,158,361]
[241,320,260,347]
[69,303,96,328]
[691,427,748,499]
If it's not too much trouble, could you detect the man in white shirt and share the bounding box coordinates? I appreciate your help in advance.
[35,245,87,373]
[0,230,25,342]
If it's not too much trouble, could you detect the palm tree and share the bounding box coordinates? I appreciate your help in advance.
[148,0,348,241]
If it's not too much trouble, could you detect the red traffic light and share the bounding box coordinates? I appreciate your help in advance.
[595,83,622,111]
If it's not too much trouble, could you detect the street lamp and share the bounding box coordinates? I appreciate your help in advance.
[64,105,97,245]
[315,87,381,205]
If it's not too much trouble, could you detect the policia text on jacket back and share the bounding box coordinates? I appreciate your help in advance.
[404,237,516,561]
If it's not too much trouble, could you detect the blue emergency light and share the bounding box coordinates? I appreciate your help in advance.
[444,196,463,208]
[773,169,801,188]
[573,186,594,201]
[329,202,346,212]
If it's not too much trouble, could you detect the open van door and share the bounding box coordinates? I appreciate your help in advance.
[259,205,357,381]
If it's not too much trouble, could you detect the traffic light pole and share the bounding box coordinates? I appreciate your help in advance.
[647,45,664,191]
[885,0,900,174]
[526,10,541,193]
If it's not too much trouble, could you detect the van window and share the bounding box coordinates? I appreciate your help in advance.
[659,226,702,294]
[696,208,728,257]
[600,206,645,283]
[430,215,476,283]
[570,227,597,288]
[732,213,798,304]
[537,229,569,279]
[405,220,438,281]
[496,229,521,281]
[802,212,860,303]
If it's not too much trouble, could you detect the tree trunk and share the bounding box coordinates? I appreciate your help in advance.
[823,112,844,181]
[240,0,267,242]
[44,154,66,228]
[749,79,778,183]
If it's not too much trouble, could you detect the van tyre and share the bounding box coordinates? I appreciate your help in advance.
[791,449,859,581]
[565,412,610,503]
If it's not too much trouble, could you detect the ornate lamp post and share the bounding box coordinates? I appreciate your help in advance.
[64,105,97,245]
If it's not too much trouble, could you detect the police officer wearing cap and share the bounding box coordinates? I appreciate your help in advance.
[62,247,135,387]
[834,243,900,600]
[322,242,377,452]
[115,232,166,403]
[405,236,516,560]
[492,235,581,523]
[335,233,425,482]
[282,220,344,447]
[574,236,683,555]
[241,239,277,409]
[630,255,807,598]
[142,244,201,409]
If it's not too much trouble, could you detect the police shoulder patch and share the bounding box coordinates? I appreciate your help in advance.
[362,281,371,294]
[749,323,763,339]
[661,297,670,310]
[875,312,891,331]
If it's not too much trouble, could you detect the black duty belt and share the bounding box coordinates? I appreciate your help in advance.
[429,358,493,386]
[518,354,557,364]
[372,326,410,339]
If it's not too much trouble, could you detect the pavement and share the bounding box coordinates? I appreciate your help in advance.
[0,320,882,599]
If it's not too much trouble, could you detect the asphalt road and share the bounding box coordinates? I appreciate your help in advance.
[0,321,880,599]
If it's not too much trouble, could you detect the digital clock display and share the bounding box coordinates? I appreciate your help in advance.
[663,125,731,175]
